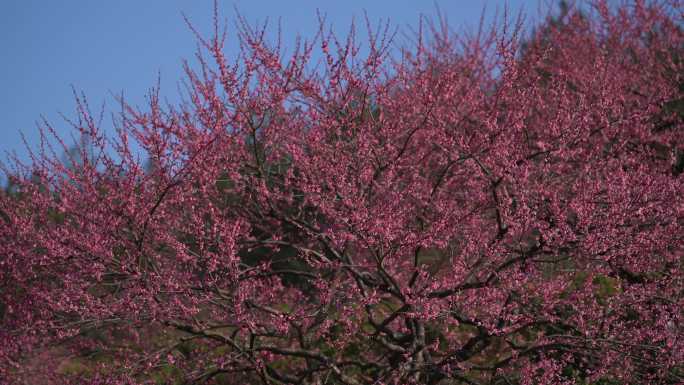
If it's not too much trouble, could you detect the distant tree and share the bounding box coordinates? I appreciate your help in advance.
[1,1,683,384]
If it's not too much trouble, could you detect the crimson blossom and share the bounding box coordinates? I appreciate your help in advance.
[1,1,683,384]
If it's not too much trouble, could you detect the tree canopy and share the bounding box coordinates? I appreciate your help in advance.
[1,1,683,384]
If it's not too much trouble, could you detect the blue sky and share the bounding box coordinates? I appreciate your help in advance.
[0,1,542,166]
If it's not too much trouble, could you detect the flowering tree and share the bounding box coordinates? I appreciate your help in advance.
[1,1,683,384]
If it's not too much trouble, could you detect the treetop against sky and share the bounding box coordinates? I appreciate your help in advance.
[0,0,537,166]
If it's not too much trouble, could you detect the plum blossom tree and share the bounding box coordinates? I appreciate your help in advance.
[1,1,683,384]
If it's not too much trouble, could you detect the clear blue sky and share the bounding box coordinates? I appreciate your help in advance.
[0,1,542,165]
